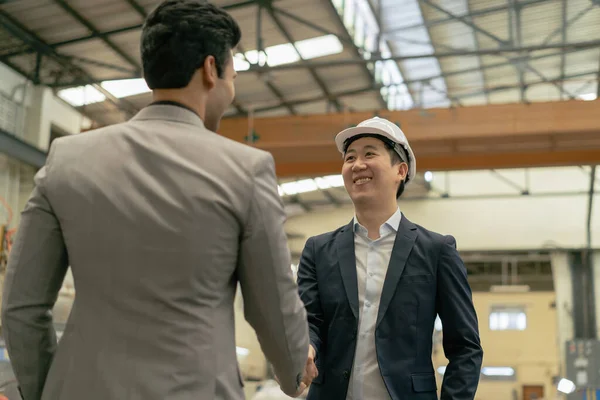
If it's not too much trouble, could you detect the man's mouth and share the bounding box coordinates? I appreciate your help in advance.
[354,177,372,185]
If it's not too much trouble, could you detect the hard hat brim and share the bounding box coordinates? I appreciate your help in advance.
[334,126,397,154]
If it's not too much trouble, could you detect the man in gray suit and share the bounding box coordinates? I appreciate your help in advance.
[1,1,314,399]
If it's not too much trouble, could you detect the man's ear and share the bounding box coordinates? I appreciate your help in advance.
[398,162,409,180]
[202,55,218,90]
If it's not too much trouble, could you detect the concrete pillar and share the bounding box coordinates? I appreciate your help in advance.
[551,251,574,379]
[593,251,600,338]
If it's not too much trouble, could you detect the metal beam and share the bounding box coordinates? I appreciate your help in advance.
[511,1,527,102]
[384,0,552,36]
[67,55,138,75]
[124,0,147,18]
[239,39,600,72]
[236,41,296,115]
[53,0,141,73]
[466,0,490,104]
[411,0,452,106]
[587,165,596,249]
[0,127,46,168]
[238,84,382,115]
[424,0,576,101]
[2,25,144,58]
[490,170,528,194]
[243,66,594,116]
[542,3,593,47]
[420,0,509,46]
[263,2,342,112]
[452,68,597,100]
[324,0,387,109]
[218,100,600,177]
[3,0,263,58]
[0,9,139,117]
[271,6,354,47]
[560,0,567,100]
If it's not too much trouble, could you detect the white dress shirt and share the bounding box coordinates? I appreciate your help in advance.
[346,208,402,400]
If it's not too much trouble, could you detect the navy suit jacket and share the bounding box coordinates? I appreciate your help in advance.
[297,215,483,400]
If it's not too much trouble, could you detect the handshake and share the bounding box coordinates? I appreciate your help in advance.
[276,344,319,398]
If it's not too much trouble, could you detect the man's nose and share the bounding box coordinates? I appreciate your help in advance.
[352,158,367,171]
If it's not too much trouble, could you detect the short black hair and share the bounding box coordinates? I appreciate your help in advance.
[387,147,406,198]
[343,134,408,198]
[141,0,242,89]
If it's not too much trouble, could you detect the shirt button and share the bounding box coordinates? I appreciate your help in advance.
[369,272,374,277]
[365,301,371,308]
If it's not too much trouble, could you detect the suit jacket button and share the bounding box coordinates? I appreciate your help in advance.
[343,370,350,380]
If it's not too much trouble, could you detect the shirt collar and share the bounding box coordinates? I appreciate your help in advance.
[353,207,402,236]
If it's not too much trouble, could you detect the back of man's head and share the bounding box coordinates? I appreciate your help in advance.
[141,0,241,89]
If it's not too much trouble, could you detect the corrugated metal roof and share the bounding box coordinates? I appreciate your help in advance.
[0,0,599,124]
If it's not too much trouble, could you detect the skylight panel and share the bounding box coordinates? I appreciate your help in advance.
[264,43,300,66]
[280,179,318,195]
[57,85,105,107]
[244,50,266,66]
[101,78,150,98]
[296,35,343,60]
[233,53,250,71]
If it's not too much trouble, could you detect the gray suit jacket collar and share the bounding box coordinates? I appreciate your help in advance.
[131,104,207,129]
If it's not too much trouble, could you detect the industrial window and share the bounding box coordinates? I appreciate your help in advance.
[489,306,527,331]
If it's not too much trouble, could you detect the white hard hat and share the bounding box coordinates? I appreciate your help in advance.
[334,116,416,184]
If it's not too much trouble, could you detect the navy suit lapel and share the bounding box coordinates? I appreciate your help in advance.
[336,221,359,320]
[376,215,418,327]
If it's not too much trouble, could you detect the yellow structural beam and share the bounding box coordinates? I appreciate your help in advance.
[218,100,600,177]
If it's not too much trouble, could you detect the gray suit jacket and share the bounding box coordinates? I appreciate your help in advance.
[1,104,309,400]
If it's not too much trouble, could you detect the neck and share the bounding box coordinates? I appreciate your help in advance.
[355,201,398,240]
[152,90,206,120]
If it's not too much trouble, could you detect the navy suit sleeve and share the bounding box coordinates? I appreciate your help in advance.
[296,237,325,359]
[436,235,483,400]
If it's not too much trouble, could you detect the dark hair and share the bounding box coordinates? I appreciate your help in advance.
[141,0,242,89]
[343,134,408,198]
[387,148,406,198]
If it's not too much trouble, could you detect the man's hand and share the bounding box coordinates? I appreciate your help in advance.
[294,345,318,397]
[275,345,319,398]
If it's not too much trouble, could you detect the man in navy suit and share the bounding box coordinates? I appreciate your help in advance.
[296,117,483,399]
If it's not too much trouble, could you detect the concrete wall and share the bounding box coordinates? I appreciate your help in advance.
[0,61,90,149]
[285,167,600,254]
[433,291,559,400]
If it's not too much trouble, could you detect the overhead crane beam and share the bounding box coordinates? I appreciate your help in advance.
[218,100,600,177]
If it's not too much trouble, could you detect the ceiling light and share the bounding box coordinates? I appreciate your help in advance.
[320,175,344,187]
[481,367,515,377]
[424,171,433,182]
[579,92,597,101]
[557,378,576,394]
